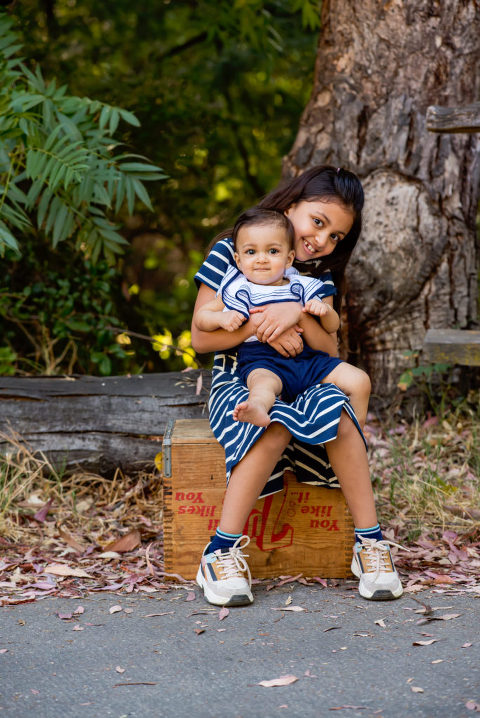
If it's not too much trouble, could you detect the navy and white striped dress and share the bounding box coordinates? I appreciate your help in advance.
[195,238,365,498]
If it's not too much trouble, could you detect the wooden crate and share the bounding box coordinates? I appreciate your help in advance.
[162,419,354,580]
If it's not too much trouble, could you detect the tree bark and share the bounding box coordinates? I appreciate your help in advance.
[285,0,480,400]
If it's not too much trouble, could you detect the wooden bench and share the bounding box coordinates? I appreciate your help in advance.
[423,103,480,367]
[423,328,480,367]
[161,418,354,580]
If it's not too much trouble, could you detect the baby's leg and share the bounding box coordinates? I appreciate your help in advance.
[322,363,371,429]
[233,368,283,427]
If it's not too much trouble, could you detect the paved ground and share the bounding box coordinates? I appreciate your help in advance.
[1,583,479,718]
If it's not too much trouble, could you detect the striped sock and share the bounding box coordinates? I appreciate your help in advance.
[207,528,243,553]
[355,523,383,544]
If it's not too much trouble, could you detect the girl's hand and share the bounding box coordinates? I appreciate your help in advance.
[267,326,304,358]
[218,310,245,332]
[303,298,329,317]
[250,302,302,342]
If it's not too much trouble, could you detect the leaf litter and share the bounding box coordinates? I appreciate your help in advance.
[1,409,480,605]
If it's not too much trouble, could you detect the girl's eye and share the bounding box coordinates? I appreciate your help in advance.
[330,233,341,242]
[313,218,323,226]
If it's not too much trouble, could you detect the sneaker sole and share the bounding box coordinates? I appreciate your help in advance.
[196,567,253,607]
[351,560,403,601]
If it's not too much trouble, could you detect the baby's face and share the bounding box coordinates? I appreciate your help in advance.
[234,224,295,286]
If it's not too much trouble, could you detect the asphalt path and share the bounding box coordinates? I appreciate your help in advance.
[1,583,479,718]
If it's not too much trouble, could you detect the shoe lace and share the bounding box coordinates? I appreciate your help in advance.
[217,535,252,586]
[357,536,407,579]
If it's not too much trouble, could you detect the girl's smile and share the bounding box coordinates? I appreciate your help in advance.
[285,199,354,262]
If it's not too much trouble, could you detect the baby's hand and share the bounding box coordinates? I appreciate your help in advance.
[303,298,329,317]
[219,310,245,332]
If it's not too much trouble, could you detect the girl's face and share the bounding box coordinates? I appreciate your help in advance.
[285,199,354,262]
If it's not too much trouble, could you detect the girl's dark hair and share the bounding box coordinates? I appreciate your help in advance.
[209,165,364,310]
[232,208,295,252]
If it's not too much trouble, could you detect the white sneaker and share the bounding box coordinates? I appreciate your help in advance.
[196,535,253,606]
[351,536,404,600]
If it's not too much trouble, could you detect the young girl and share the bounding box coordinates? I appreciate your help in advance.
[191,166,403,606]
[194,207,371,428]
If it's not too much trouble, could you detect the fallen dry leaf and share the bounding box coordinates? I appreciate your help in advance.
[329,707,367,712]
[431,659,443,664]
[194,628,205,635]
[57,525,85,553]
[72,625,84,631]
[0,649,9,654]
[218,607,229,621]
[412,639,438,646]
[285,595,293,606]
[462,643,473,648]
[185,591,196,602]
[104,530,141,554]
[114,682,156,687]
[271,606,306,613]
[374,619,386,628]
[73,606,85,615]
[258,675,298,688]
[411,686,424,693]
[109,605,122,614]
[142,612,174,617]
[33,498,53,523]
[115,666,126,674]
[44,564,92,579]
[466,701,480,712]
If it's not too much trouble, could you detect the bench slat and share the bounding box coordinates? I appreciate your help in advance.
[426,103,480,133]
[423,328,480,366]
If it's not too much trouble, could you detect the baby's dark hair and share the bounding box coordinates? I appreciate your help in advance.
[232,207,295,252]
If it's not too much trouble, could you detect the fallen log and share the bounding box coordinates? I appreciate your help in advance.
[0,371,211,473]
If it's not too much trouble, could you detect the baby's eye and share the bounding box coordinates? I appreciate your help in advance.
[246,249,255,255]
[268,248,279,254]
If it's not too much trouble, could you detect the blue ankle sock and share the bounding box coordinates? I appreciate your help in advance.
[355,523,383,544]
[207,529,242,554]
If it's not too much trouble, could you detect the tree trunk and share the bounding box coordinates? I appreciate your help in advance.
[285,0,480,400]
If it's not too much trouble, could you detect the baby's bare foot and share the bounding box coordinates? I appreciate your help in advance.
[233,400,271,427]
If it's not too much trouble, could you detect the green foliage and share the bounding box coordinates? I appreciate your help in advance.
[0,13,166,263]
[397,350,462,418]
[1,2,320,376]
[10,1,320,246]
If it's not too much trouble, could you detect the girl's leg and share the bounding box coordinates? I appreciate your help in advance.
[196,421,291,606]
[326,411,403,600]
[322,364,371,429]
[324,411,377,527]
[219,421,291,533]
[233,368,283,427]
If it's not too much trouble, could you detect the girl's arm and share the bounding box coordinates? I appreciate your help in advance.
[191,284,304,357]
[296,295,339,355]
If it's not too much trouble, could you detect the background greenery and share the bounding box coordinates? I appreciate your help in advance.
[1,0,320,375]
